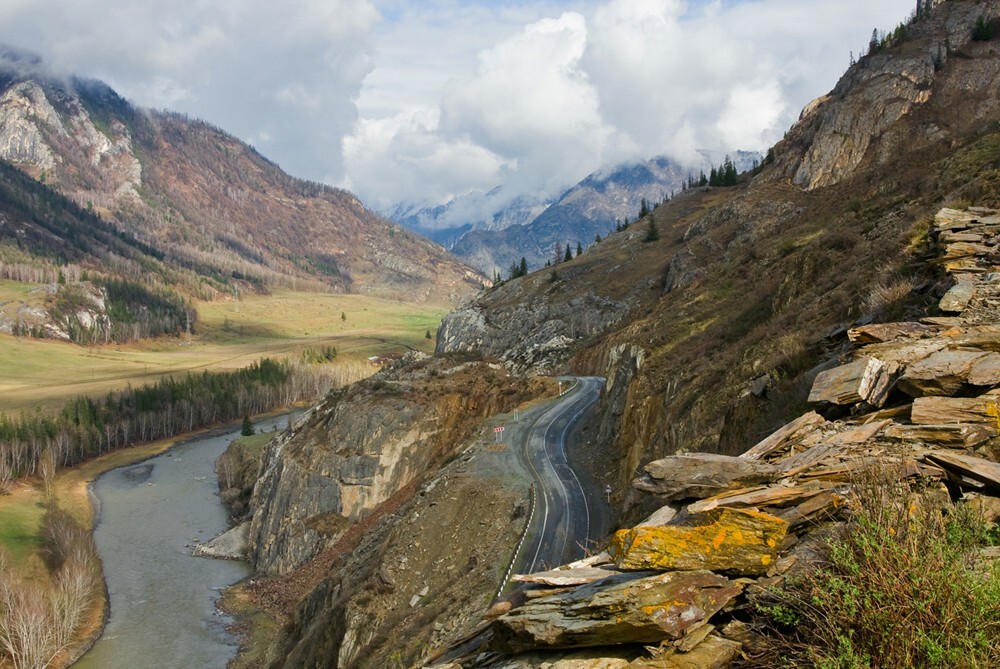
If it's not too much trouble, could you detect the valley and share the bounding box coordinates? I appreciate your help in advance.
[2,1,1000,669]
[0,285,446,413]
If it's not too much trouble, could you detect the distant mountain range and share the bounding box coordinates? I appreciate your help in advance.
[386,151,760,274]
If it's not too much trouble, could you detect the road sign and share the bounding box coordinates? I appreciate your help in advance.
[493,426,504,432]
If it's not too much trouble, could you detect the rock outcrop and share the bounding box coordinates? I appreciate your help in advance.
[609,508,786,576]
[247,356,550,574]
[785,2,1000,191]
[491,570,742,653]
[437,278,635,374]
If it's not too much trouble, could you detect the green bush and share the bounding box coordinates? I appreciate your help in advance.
[747,471,1000,668]
[973,15,995,42]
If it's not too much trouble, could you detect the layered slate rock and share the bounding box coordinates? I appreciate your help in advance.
[897,349,1000,396]
[490,571,742,653]
[626,635,742,669]
[807,356,896,408]
[609,508,787,576]
[632,454,778,500]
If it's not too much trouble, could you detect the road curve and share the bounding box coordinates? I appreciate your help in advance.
[513,376,604,575]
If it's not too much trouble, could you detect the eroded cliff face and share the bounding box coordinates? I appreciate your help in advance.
[264,447,528,669]
[246,354,550,575]
[436,225,657,374]
[784,0,1000,191]
[0,79,142,207]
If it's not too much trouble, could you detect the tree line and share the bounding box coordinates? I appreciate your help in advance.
[0,358,349,486]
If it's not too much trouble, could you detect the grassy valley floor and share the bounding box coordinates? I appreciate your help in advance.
[0,285,447,414]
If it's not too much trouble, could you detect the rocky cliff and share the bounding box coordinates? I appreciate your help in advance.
[784,1,999,192]
[436,222,662,374]
[224,3,1000,667]
[246,354,550,575]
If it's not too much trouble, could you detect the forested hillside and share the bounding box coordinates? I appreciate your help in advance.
[0,55,482,345]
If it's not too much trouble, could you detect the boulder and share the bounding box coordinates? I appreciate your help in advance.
[882,423,997,449]
[910,396,1000,426]
[898,350,1000,397]
[807,357,896,408]
[741,411,826,461]
[609,508,787,576]
[490,570,742,653]
[847,322,936,345]
[633,454,778,500]
[939,280,976,313]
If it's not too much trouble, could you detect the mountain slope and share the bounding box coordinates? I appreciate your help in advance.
[0,52,483,307]
[440,0,1000,518]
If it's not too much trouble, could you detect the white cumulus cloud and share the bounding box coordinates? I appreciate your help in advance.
[0,0,918,221]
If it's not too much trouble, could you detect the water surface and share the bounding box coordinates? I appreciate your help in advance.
[76,416,289,669]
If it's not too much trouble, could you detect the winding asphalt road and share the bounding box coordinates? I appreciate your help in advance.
[513,376,605,574]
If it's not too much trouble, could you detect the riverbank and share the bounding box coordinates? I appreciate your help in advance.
[0,407,298,669]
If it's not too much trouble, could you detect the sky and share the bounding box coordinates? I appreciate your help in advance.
[0,0,916,217]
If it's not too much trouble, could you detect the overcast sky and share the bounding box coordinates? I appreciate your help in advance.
[0,0,915,214]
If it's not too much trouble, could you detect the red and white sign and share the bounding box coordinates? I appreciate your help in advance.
[493,426,505,433]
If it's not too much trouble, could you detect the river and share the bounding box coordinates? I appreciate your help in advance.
[75,414,290,669]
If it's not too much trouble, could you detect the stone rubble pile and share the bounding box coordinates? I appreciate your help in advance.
[429,208,1000,669]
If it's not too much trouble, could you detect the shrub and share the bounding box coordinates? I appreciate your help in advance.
[746,470,1000,668]
[973,15,995,42]
[863,275,914,320]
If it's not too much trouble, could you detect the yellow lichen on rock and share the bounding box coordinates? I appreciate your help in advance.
[609,508,787,576]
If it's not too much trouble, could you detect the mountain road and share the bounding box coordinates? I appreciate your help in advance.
[511,376,606,575]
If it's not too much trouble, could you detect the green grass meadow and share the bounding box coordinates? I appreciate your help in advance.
[0,288,448,414]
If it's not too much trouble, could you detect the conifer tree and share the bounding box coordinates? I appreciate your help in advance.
[644,216,660,243]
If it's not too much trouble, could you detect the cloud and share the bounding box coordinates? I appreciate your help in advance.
[0,0,380,182]
[344,0,915,216]
[0,0,917,221]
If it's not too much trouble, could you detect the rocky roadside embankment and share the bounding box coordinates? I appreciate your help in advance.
[218,354,566,668]
[429,207,1000,668]
[244,354,551,576]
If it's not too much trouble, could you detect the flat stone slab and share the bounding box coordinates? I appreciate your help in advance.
[490,570,742,653]
[633,454,778,500]
[898,349,1000,396]
[512,568,621,587]
[911,395,1000,425]
[609,508,787,576]
[808,357,895,407]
